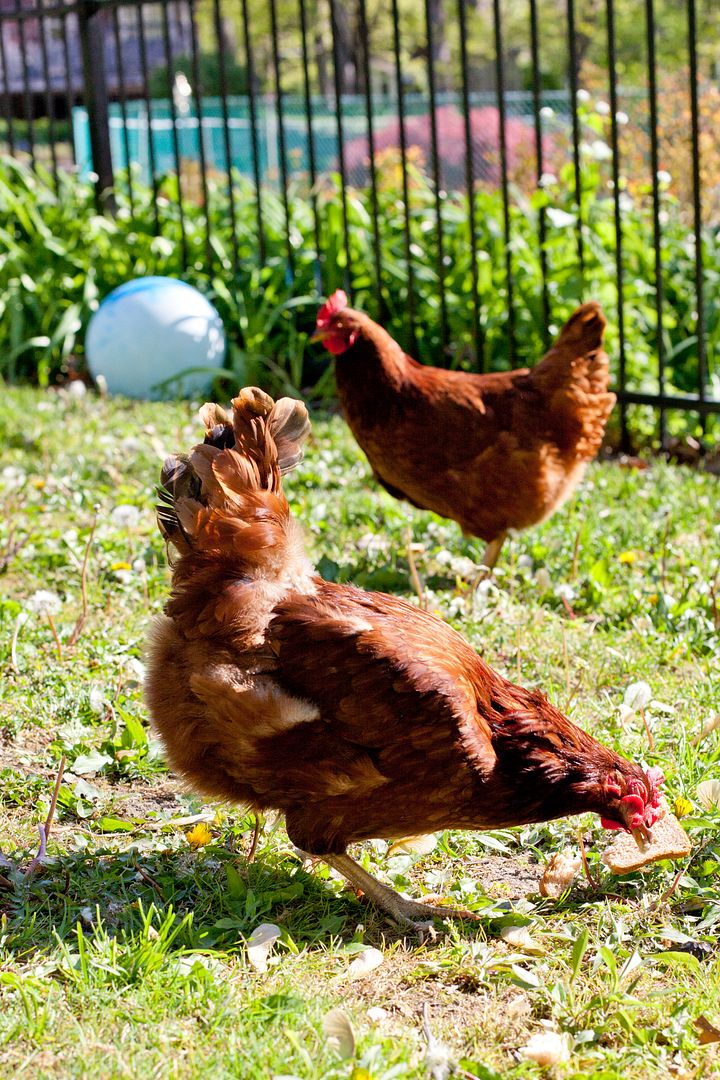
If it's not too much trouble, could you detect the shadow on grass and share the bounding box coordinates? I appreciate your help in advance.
[2,843,491,960]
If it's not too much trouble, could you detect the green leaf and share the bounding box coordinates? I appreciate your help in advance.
[571,928,590,983]
[648,951,702,975]
[95,816,135,833]
[226,864,246,900]
[71,750,114,775]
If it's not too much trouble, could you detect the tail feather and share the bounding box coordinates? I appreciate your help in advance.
[156,387,310,557]
[269,396,312,474]
[555,301,607,355]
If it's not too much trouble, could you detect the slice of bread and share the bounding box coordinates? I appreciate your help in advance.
[601,812,691,874]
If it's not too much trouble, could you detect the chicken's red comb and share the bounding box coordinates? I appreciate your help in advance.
[316,289,348,326]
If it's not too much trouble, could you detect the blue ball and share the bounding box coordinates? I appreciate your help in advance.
[86,277,225,399]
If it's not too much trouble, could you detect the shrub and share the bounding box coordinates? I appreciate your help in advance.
[0,153,716,446]
[344,104,550,190]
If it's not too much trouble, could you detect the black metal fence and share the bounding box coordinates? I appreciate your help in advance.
[1,0,719,446]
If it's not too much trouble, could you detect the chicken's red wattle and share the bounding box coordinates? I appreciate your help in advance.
[601,767,665,832]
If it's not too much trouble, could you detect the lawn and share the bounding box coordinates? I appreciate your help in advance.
[0,385,719,1079]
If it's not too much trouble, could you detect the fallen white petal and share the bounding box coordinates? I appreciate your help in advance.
[697,779,720,811]
[499,925,545,955]
[520,1031,572,1066]
[387,833,437,857]
[343,946,384,981]
[322,1009,355,1058]
[246,922,282,973]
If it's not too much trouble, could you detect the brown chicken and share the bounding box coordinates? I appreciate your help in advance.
[146,387,662,930]
[312,292,616,567]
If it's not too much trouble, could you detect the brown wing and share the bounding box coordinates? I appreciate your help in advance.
[268,580,497,772]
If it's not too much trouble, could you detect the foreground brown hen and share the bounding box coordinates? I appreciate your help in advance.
[146,388,662,930]
[313,293,615,567]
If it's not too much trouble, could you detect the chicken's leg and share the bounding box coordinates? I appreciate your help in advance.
[322,852,479,932]
[481,532,507,571]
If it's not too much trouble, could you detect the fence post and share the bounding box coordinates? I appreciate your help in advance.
[78,0,115,211]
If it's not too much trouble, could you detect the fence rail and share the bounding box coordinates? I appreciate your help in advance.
[1,0,719,447]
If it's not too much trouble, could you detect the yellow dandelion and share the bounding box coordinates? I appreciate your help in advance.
[185,822,213,849]
[618,550,638,564]
[674,797,693,819]
[111,561,132,571]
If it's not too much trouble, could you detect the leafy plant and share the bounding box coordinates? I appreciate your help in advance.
[0,152,717,447]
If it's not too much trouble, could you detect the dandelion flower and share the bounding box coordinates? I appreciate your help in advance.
[185,822,213,848]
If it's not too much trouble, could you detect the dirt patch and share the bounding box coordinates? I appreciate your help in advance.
[464,854,542,899]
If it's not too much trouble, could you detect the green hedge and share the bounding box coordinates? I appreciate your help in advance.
[0,154,716,444]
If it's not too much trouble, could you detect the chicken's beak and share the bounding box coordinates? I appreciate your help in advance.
[631,823,653,846]
[310,326,329,344]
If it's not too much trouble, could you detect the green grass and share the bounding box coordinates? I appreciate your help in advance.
[1,385,719,1079]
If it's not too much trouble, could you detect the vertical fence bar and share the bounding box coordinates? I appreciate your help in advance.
[528,0,550,347]
[15,0,36,167]
[59,3,77,165]
[328,0,351,292]
[566,0,585,284]
[111,6,135,214]
[645,0,665,445]
[160,0,188,268]
[606,0,628,449]
[35,0,59,187]
[457,0,482,370]
[390,0,417,353]
[240,0,265,264]
[298,0,322,289]
[188,0,212,271]
[213,0,239,278]
[135,3,160,234]
[492,0,515,364]
[0,18,15,156]
[78,0,114,209]
[687,0,706,434]
[268,0,294,278]
[357,0,384,315]
[424,0,449,354]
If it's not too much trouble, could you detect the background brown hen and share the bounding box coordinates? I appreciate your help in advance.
[146,388,661,931]
[313,294,616,568]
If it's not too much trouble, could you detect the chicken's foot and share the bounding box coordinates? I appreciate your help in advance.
[322,852,479,934]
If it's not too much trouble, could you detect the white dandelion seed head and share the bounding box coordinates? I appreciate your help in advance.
[111,504,140,529]
[26,589,62,616]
